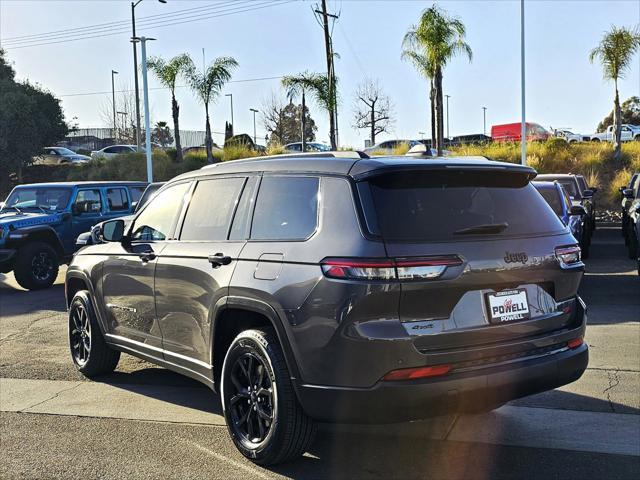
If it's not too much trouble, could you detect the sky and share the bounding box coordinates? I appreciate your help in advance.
[1,0,639,148]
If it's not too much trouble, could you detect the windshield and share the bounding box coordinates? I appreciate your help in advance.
[536,187,563,216]
[54,147,76,155]
[358,170,564,241]
[3,187,72,212]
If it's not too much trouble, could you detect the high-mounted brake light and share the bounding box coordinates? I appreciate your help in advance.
[555,245,582,268]
[383,364,452,381]
[321,256,463,281]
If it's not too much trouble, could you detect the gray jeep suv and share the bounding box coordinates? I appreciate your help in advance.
[65,153,588,465]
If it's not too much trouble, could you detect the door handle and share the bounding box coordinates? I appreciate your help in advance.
[139,252,156,262]
[208,253,232,268]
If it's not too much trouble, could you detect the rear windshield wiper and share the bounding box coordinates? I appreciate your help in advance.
[453,222,509,235]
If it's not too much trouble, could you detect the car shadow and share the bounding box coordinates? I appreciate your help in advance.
[0,281,67,316]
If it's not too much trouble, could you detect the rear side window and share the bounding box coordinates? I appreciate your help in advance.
[180,177,246,241]
[359,170,565,242]
[74,189,102,214]
[106,188,129,211]
[251,176,319,240]
[537,187,563,216]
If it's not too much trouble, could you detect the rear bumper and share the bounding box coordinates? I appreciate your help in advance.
[0,248,16,273]
[297,343,588,423]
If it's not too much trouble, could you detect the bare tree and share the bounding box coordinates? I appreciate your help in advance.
[99,83,149,144]
[352,79,394,146]
[262,92,317,146]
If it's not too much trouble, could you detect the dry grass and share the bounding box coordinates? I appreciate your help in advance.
[451,139,640,209]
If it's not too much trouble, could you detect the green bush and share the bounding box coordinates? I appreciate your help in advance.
[165,148,177,162]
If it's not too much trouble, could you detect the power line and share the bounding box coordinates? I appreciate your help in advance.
[60,76,284,98]
[1,0,245,44]
[2,1,294,50]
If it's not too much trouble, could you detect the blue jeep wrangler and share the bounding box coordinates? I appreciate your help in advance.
[0,181,147,290]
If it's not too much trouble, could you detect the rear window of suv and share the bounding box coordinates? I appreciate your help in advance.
[358,170,565,242]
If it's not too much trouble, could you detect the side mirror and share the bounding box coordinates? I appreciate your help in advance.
[570,205,587,216]
[623,188,634,199]
[101,219,125,242]
[582,189,594,198]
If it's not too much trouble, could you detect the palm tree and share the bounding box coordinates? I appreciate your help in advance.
[589,26,640,162]
[282,72,336,149]
[147,54,193,162]
[186,56,238,163]
[402,5,472,155]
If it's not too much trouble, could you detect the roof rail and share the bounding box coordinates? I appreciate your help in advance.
[201,150,369,169]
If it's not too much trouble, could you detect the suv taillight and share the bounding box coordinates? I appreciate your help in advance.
[555,245,581,268]
[321,256,463,281]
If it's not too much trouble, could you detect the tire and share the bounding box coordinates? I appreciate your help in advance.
[13,241,59,290]
[69,290,120,377]
[580,232,590,259]
[628,229,639,260]
[591,138,600,142]
[221,328,316,465]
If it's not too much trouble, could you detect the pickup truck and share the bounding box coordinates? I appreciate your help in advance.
[0,181,146,289]
[590,124,640,142]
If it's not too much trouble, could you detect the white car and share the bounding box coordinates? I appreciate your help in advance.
[283,142,331,153]
[553,129,585,143]
[90,145,141,160]
[590,124,640,142]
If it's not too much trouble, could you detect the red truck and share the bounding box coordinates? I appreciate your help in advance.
[491,122,551,142]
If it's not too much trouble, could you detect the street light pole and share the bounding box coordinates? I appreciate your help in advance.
[445,94,451,141]
[225,94,234,137]
[482,106,487,137]
[130,0,166,152]
[520,0,526,165]
[111,70,118,141]
[134,36,156,183]
[250,108,259,145]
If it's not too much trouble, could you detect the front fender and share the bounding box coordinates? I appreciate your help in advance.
[65,266,108,336]
[7,224,65,254]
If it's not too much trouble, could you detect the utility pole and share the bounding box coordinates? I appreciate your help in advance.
[133,36,156,183]
[250,108,259,145]
[482,106,487,136]
[225,94,234,137]
[316,1,339,150]
[520,0,526,165]
[111,70,118,141]
[445,94,451,140]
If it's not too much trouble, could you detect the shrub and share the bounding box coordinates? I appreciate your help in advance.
[165,148,178,162]
[266,143,286,156]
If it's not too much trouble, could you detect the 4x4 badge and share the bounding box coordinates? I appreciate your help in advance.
[504,252,528,264]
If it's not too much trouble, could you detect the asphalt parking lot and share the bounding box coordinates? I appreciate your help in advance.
[1,225,638,479]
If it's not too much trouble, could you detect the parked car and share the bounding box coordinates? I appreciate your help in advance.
[90,145,140,160]
[65,153,588,465]
[625,186,640,264]
[0,181,146,289]
[535,174,595,233]
[621,172,639,242]
[35,147,90,165]
[590,124,640,142]
[283,142,331,153]
[491,122,551,142]
[533,181,590,257]
[76,182,165,247]
[553,129,587,143]
[364,139,424,154]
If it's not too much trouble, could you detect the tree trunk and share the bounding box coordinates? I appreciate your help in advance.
[301,90,307,152]
[613,81,622,163]
[205,103,214,164]
[429,79,436,151]
[172,93,183,163]
[434,67,444,156]
[370,100,376,145]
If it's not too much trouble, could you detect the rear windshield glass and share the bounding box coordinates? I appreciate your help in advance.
[536,187,563,216]
[358,170,564,241]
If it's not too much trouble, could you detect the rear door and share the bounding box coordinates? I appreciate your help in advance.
[357,168,582,347]
[154,175,256,375]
